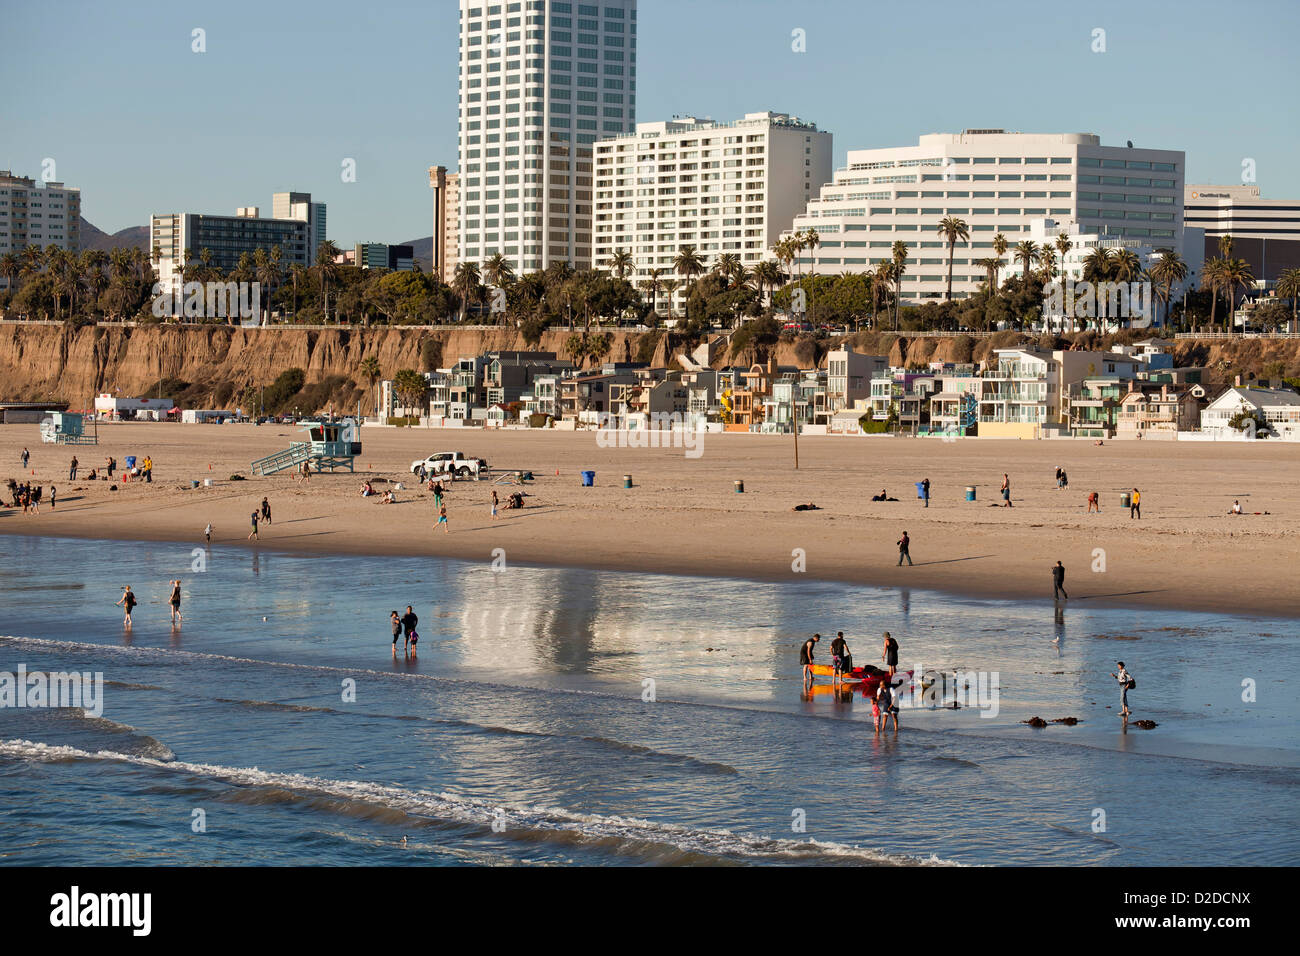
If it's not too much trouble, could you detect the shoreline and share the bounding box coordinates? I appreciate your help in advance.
[4,422,1299,620]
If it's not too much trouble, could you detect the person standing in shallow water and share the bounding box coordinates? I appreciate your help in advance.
[168,579,183,625]
[1052,560,1068,601]
[115,585,137,627]
[881,632,899,676]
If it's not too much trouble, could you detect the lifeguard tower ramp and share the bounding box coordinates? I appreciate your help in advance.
[251,419,361,475]
[40,411,98,445]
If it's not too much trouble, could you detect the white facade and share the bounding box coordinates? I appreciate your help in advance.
[0,171,81,284]
[1185,184,1300,241]
[593,111,832,308]
[457,0,637,275]
[1201,386,1300,440]
[785,131,1185,303]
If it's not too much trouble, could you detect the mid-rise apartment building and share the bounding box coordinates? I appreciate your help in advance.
[0,171,81,283]
[429,165,461,283]
[593,111,832,311]
[785,130,1185,304]
[151,191,324,298]
[457,0,638,275]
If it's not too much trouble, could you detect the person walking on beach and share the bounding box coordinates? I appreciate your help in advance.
[881,632,899,676]
[204,522,213,544]
[401,605,419,651]
[69,456,78,481]
[168,579,183,626]
[1000,473,1012,508]
[115,585,137,627]
[1111,661,1134,717]
[437,502,449,533]
[20,447,29,469]
[921,477,930,508]
[800,633,820,685]
[106,456,116,478]
[897,530,913,566]
[1130,487,1141,519]
[490,489,499,520]
[260,497,272,524]
[248,510,260,541]
[143,454,153,483]
[1087,491,1099,513]
[390,610,403,656]
[1052,560,1068,601]
[432,480,445,511]
[49,485,56,510]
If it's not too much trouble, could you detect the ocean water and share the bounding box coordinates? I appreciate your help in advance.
[0,534,1296,866]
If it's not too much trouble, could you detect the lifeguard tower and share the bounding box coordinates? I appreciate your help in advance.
[251,417,362,475]
[39,411,98,445]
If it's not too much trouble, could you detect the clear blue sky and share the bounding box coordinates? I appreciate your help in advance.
[4,0,1297,245]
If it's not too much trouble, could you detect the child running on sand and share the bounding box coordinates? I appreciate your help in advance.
[437,503,449,533]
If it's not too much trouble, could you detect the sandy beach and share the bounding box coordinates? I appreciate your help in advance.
[2,421,1298,618]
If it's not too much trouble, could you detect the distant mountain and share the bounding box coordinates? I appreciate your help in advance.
[399,236,433,274]
[79,216,149,253]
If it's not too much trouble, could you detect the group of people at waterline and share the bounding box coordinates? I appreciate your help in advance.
[801,631,904,732]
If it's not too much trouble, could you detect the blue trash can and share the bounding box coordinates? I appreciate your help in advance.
[581,470,595,487]
[915,481,925,499]
[965,485,976,502]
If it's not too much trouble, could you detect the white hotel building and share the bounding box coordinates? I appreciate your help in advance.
[594,111,831,310]
[457,0,637,275]
[785,130,1185,303]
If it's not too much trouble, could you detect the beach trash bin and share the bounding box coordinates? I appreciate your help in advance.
[191,480,199,489]
[623,474,633,488]
[734,480,744,493]
[915,481,925,499]
[204,478,212,487]
[965,485,976,501]
[125,456,137,469]
[581,470,595,487]
[522,471,533,481]
[1120,492,1132,509]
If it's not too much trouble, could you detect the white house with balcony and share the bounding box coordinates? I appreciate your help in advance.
[1201,386,1300,440]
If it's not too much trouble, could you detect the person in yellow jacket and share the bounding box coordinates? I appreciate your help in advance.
[1129,487,1140,519]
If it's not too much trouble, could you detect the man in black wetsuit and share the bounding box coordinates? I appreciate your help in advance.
[1052,560,1068,601]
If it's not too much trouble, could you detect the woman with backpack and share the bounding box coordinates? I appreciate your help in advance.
[1111,661,1135,717]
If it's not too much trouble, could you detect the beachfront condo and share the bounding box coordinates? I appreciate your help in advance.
[457,0,638,276]
[781,130,1186,305]
[0,170,81,283]
[979,348,1142,439]
[593,111,833,315]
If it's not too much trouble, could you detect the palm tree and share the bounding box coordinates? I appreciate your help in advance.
[1054,232,1073,284]
[936,216,970,302]
[81,249,109,314]
[451,261,484,322]
[0,251,19,294]
[973,258,1001,292]
[1200,258,1226,330]
[890,241,909,329]
[752,260,782,310]
[1038,246,1057,286]
[315,240,341,322]
[483,253,515,290]
[1275,267,1300,331]
[608,249,634,280]
[801,228,821,281]
[1218,234,1234,261]
[255,246,283,326]
[1082,247,1114,285]
[1219,258,1256,332]
[358,355,382,411]
[1113,249,1142,284]
[874,262,895,330]
[991,233,1008,289]
[661,278,680,318]
[714,252,741,280]
[289,263,306,320]
[640,267,664,316]
[1014,241,1040,285]
[1149,249,1188,328]
[672,244,705,319]
[772,238,795,280]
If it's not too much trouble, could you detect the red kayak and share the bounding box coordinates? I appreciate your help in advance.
[807,664,912,690]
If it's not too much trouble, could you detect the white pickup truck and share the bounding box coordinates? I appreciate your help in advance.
[410,451,489,480]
